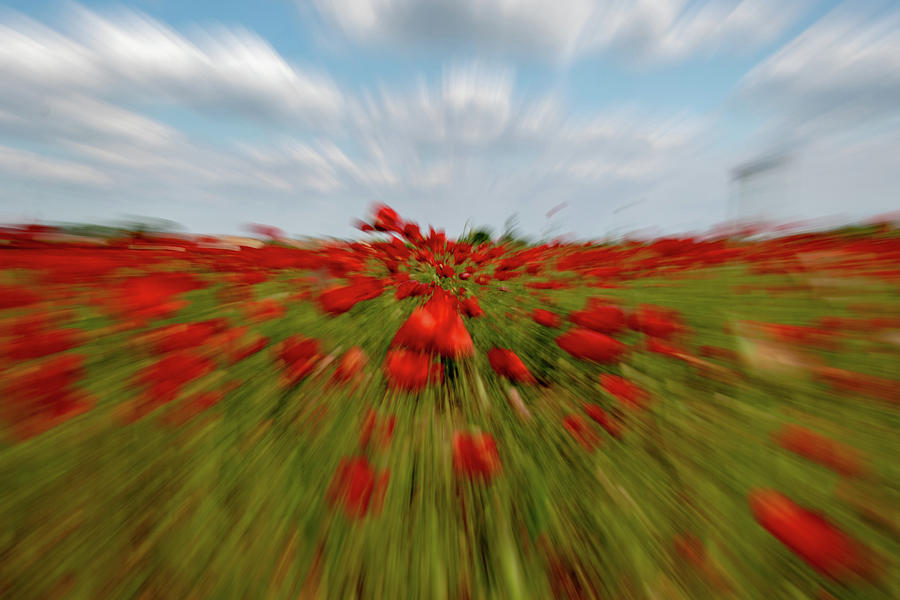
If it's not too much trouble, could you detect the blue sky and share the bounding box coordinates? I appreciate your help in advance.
[0,0,898,239]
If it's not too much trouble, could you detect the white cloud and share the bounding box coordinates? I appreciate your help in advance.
[0,145,110,185]
[312,0,803,64]
[0,94,183,150]
[0,5,357,210]
[738,2,900,140]
[0,6,345,128]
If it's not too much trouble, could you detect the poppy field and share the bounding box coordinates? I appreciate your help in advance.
[1,206,899,599]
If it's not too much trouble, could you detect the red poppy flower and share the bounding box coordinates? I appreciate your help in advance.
[646,337,685,358]
[583,404,622,438]
[245,298,286,322]
[432,313,474,358]
[0,284,42,310]
[391,307,438,352]
[762,323,840,350]
[395,280,426,300]
[525,280,573,290]
[628,305,685,339]
[392,292,473,358]
[452,431,501,481]
[383,349,443,391]
[599,375,648,409]
[230,271,268,286]
[327,456,390,518]
[359,409,396,449]
[218,326,267,364]
[4,327,82,361]
[133,351,216,411]
[277,336,322,384]
[373,204,402,233]
[556,329,627,363]
[814,367,898,403]
[460,296,484,318]
[107,274,203,325]
[332,346,368,384]
[532,309,561,328]
[0,353,93,439]
[146,319,227,355]
[403,222,423,243]
[0,312,66,337]
[568,304,626,334]
[474,274,491,285]
[318,277,384,315]
[247,223,284,240]
[773,425,864,477]
[748,489,876,581]
[237,339,271,366]
[563,415,601,451]
[487,348,535,384]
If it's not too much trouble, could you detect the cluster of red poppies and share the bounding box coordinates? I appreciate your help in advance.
[1,208,898,584]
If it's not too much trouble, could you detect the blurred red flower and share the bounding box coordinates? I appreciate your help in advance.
[628,305,685,339]
[568,304,626,334]
[327,456,390,519]
[359,409,395,450]
[556,329,627,363]
[0,284,42,309]
[107,273,204,326]
[383,349,443,391]
[373,204,403,233]
[487,348,535,384]
[318,277,384,315]
[814,366,898,404]
[244,298,286,322]
[452,431,501,481]
[749,489,877,582]
[218,326,269,365]
[460,296,484,318]
[583,404,622,438]
[130,351,216,420]
[532,309,561,328]
[563,414,601,451]
[146,319,227,355]
[599,375,648,409]
[645,337,685,358]
[332,346,368,384]
[277,336,322,385]
[773,424,864,477]
[391,307,438,353]
[392,291,473,358]
[1,353,93,439]
[3,327,82,361]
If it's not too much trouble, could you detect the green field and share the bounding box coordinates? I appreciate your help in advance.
[1,212,898,599]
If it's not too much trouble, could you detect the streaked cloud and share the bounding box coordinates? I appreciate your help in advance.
[312,0,805,64]
[0,145,110,185]
[738,2,900,139]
